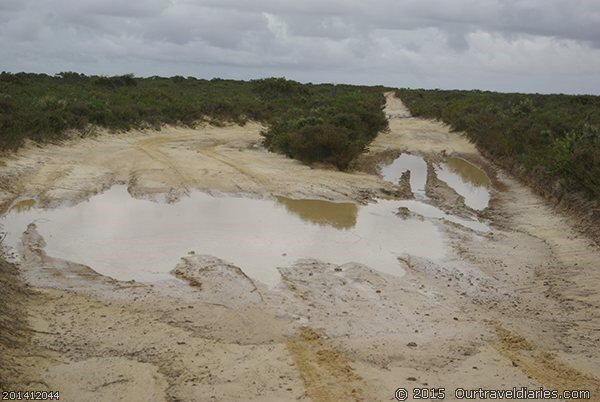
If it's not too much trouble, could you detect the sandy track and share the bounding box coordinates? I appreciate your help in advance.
[0,122,394,211]
[1,93,599,401]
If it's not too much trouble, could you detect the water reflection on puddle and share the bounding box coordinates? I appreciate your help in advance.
[377,153,491,231]
[2,186,450,286]
[378,154,427,197]
[446,158,490,188]
[435,157,490,210]
[276,197,357,230]
[378,153,491,211]
[10,199,37,213]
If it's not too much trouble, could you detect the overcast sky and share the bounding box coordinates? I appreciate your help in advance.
[2,0,600,94]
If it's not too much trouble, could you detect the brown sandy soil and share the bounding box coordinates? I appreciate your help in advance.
[1,92,599,401]
[0,121,394,211]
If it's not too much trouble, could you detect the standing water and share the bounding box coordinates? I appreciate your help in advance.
[378,153,491,230]
[378,154,428,198]
[434,157,490,210]
[1,186,449,287]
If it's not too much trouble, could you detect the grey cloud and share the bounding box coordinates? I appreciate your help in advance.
[0,0,599,93]
[69,0,172,18]
[202,0,600,44]
[0,0,30,12]
[144,6,267,47]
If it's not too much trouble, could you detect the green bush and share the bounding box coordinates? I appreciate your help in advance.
[260,88,387,170]
[93,74,137,88]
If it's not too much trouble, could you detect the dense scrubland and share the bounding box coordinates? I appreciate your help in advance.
[397,89,600,201]
[0,73,387,170]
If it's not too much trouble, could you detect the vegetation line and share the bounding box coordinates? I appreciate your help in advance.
[0,73,388,170]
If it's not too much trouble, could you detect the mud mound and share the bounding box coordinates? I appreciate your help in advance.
[172,255,263,307]
[425,161,466,209]
[277,259,440,338]
[399,255,510,303]
[396,205,423,220]
[19,224,106,288]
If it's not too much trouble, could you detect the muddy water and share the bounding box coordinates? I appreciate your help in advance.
[379,153,491,211]
[276,197,357,230]
[378,154,427,197]
[396,200,489,232]
[10,199,36,213]
[1,186,450,286]
[435,158,490,210]
[378,153,490,231]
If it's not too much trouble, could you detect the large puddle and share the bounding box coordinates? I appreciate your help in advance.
[2,186,452,286]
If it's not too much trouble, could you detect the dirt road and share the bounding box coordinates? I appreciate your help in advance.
[1,93,599,401]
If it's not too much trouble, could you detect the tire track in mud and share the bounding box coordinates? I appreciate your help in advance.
[286,327,370,402]
[195,146,271,188]
[134,136,193,193]
[493,324,600,395]
[20,166,83,205]
[136,134,271,192]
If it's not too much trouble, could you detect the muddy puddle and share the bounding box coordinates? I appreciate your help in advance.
[379,153,491,211]
[10,199,36,213]
[378,153,490,232]
[435,157,490,210]
[275,197,358,230]
[1,186,454,286]
[396,200,489,232]
[379,153,427,197]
